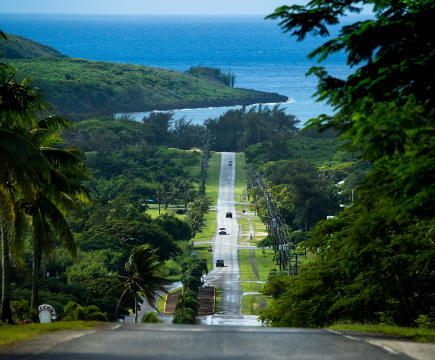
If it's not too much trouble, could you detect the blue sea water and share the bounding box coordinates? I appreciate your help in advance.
[0,13,371,126]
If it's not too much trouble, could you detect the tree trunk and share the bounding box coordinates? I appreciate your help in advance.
[31,230,39,310]
[0,217,13,323]
[134,292,138,324]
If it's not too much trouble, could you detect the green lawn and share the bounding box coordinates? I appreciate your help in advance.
[0,321,102,348]
[241,295,273,315]
[235,204,245,212]
[241,282,263,292]
[239,250,258,281]
[205,152,221,203]
[254,249,279,282]
[215,288,222,314]
[251,217,267,232]
[164,274,182,282]
[235,153,247,189]
[328,324,435,343]
[238,217,249,232]
[192,210,217,243]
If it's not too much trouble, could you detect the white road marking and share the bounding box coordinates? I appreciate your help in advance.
[365,340,401,355]
[111,325,122,330]
[344,335,360,341]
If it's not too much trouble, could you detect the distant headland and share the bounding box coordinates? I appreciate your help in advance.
[1,33,288,115]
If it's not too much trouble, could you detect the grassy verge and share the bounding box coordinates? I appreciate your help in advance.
[0,321,101,348]
[235,153,247,189]
[241,282,263,292]
[251,217,267,233]
[194,245,213,272]
[254,249,278,282]
[235,204,245,212]
[238,217,249,232]
[328,324,435,343]
[241,295,273,315]
[205,152,221,203]
[164,274,182,282]
[215,288,222,314]
[192,210,217,243]
[239,250,258,281]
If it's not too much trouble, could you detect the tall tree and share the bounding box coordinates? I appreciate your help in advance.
[23,122,92,309]
[0,54,52,322]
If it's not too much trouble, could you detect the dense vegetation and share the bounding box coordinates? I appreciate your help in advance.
[185,65,236,87]
[4,56,286,114]
[256,0,435,329]
[0,33,66,59]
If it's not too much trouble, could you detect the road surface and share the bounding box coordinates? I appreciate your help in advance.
[4,323,431,360]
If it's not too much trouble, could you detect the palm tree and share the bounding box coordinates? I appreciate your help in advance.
[171,178,183,209]
[23,120,92,309]
[182,181,196,211]
[161,182,172,210]
[0,59,52,323]
[106,244,168,323]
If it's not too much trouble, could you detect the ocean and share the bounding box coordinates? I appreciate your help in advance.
[1,13,371,126]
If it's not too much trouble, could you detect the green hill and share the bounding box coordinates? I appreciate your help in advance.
[0,33,66,59]
[6,57,287,114]
[1,33,287,114]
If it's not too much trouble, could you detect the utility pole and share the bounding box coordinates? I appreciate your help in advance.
[127,170,131,215]
[252,171,297,274]
[158,187,161,214]
[305,221,307,259]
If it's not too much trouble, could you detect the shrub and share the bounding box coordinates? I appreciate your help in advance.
[62,301,108,322]
[141,312,163,323]
[10,300,37,324]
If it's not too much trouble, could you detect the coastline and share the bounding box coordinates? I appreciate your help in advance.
[112,90,289,113]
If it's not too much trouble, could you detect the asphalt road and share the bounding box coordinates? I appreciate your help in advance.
[3,323,422,360]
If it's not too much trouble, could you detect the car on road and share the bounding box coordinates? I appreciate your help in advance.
[227,160,232,166]
[216,259,224,267]
[226,211,232,218]
[219,227,227,235]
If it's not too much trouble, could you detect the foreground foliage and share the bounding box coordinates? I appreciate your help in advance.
[328,324,435,343]
[258,0,435,328]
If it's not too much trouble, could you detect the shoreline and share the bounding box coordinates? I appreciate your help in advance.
[114,91,290,114]
[119,98,294,115]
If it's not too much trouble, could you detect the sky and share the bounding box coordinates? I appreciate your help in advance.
[4,0,373,15]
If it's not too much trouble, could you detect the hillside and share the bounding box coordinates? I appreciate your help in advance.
[1,33,287,114]
[0,33,66,59]
[6,57,287,114]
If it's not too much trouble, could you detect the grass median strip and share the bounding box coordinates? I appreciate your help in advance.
[239,249,257,281]
[0,321,102,348]
[241,282,263,292]
[328,324,435,343]
[215,288,222,314]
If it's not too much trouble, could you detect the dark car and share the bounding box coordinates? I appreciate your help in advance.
[219,227,227,235]
[226,211,232,218]
[216,259,224,267]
